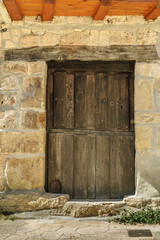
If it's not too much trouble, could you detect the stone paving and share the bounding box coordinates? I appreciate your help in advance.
[0,216,160,240]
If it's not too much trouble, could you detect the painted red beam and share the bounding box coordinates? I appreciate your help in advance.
[3,0,22,21]
[42,0,55,21]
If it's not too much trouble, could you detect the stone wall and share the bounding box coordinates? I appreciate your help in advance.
[0,16,160,198]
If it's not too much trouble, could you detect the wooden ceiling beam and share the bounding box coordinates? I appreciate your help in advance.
[93,0,112,20]
[145,0,160,20]
[42,0,55,21]
[3,0,22,21]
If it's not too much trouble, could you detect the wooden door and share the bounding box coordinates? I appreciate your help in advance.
[47,61,135,199]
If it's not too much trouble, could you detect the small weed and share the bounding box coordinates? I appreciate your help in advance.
[114,207,160,225]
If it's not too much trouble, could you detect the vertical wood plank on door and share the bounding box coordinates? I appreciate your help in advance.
[47,69,54,130]
[73,134,88,198]
[96,134,110,199]
[75,73,95,129]
[74,73,86,129]
[108,74,119,131]
[110,135,120,198]
[48,133,63,192]
[64,73,74,128]
[129,73,134,132]
[95,73,108,130]
[85,74,95,129]
[117,134,135,198]
[61,133,74,197]
[53,72,65,128]
[87,134,96,199]
[118,74,129,131]
[53,72,74,128]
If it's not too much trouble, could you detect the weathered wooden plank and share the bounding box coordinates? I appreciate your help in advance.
[145,4,160,20]
[73,134,88,199]
[47,69,54,131]
[93,5,111,20]
[110,134,135,198]
[61,133,74,197]
[95,73,108,130]
[42,0,55,21]
[5,46,158,62]
[117,73,129,131]
[129,73,134,132]
[87,134,96,199]
[101,0,112,6]
[96,134,110,199]
[108,74,119,131]
[74,73,86,129]
[109,135,120,198]
[64,73,74,128]
[53,72,74,128]
[84,74,95,129]
[48,61,134,72]
[74,73,95,129]
[53,72,65,128]
[117,135,135,198]
[4,0,23,20]
[48,133,63,193]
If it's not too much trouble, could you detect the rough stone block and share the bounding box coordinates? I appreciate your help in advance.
[6,156,45,190]
[136,125,153,149]
[99,30,109,46]
[135,149,160,197]
[109,31,134,45]
[24,16,41,23]
[137,29,158,45]
[28,61,46,75]
[135,79,154,111]
[67,16,92,24]
[0,110,17,129]
[21,76,45,108]
[21,110,46,130]
[154,127,160,148]
[19,35,39,48]
[0,191,69,212]
[104,16,146,25]
[2,31,10,40]
[135,63,150,77]
[0,132,45,154]
[0,93,18,110]
[12,28,21,36]
[61,31,90,46]
[148,63,160,78]
[0,155,5,191]
[4,40,16,49]
[31,29,46,35]
[41,33,60,46]
[89,30,99,46]
[154,78,160,92]
[0,75,22,90]
[154,89,160,111]
[0,33,1,47]
[104,16,127,25]
[136,62,160,78]
[135,113,160,124]
[3,62,28,75]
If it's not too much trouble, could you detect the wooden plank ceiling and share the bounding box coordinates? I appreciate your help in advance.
[3,0,160,21]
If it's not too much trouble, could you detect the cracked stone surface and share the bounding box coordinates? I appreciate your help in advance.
[0,217,160,240]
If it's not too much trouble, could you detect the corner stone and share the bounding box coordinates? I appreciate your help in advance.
[6,156,45,190]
